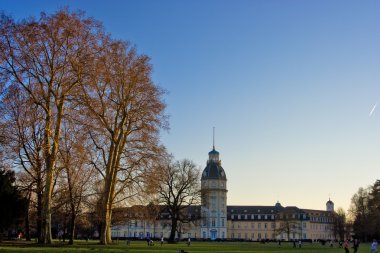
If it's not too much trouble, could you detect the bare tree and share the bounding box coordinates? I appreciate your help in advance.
[0,86,45,242]
[349,181,380,241]
[333,207,347,241]
[55,121,95,244]
[78,39,167,244]
[275,209,300,241]
[0,10,104,244]
[349,187,370,241]
[154,159,202,243]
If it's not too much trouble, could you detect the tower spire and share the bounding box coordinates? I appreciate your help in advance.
[213,127,215,150]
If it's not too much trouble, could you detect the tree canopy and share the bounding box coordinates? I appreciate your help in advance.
[0,168,27,236]
[349,180,380,241]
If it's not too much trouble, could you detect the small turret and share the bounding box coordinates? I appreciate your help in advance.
[326,198,334,212]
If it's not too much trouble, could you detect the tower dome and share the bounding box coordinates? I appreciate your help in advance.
[326,198,334,212]
[201,147,226,180]
[275,201,283,208]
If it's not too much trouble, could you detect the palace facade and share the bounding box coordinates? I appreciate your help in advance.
[111,146,336,241]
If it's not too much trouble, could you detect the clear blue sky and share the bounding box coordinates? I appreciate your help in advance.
[2,0,379,212]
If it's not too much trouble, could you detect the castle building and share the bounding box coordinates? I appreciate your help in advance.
[111,145,336,241]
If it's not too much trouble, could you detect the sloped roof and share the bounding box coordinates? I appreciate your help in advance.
[201,162,226,180]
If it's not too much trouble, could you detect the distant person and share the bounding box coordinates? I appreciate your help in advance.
[330,240,334,247]
[343,240,350,253]
[187,237,191,246]
[370,239,378,253]
[299,240,302,248]
[278,240,281,246]
[293,240,296,248]
[353,239,359,253]
[161,237,164,246]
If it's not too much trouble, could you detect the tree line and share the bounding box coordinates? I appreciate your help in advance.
[0,9,202,245]
[327,180,380,242]
[349,180,380,241]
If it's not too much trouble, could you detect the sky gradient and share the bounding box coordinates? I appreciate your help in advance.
[1,0,379,212]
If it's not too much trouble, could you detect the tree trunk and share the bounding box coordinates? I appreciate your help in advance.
[68,206,76,245]
[100,143,120,245]
[169,217,178,243]
[25,196,31,241]
[41,100,64,244]
[67,165,76,245]
[100,206,112,244]
[41,164,54,244]
[100,177,113,245]
[37,183,43,243]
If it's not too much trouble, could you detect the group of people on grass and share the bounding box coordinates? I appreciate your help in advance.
[144,237,191,247]
[340,239,378,253]
[141,237,378,252]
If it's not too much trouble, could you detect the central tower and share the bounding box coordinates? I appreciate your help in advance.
[200,133,227,240]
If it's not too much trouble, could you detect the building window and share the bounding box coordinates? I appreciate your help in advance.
[264,223,267,229]
[222,219,224,227]
[212,219,215,227]
[258,223,261,229]
[203,232,206,238]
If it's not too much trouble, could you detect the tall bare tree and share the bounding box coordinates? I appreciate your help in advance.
[153,159,202,243]
[349,187,370,241]
[0,10,104,244]
[78,39,167,244]
[333,207,347,241]
[350,181,380,241]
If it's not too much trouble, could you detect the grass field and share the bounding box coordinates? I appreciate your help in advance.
[0,240,372,253]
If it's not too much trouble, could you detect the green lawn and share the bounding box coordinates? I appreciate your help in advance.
[0,240,371,253]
